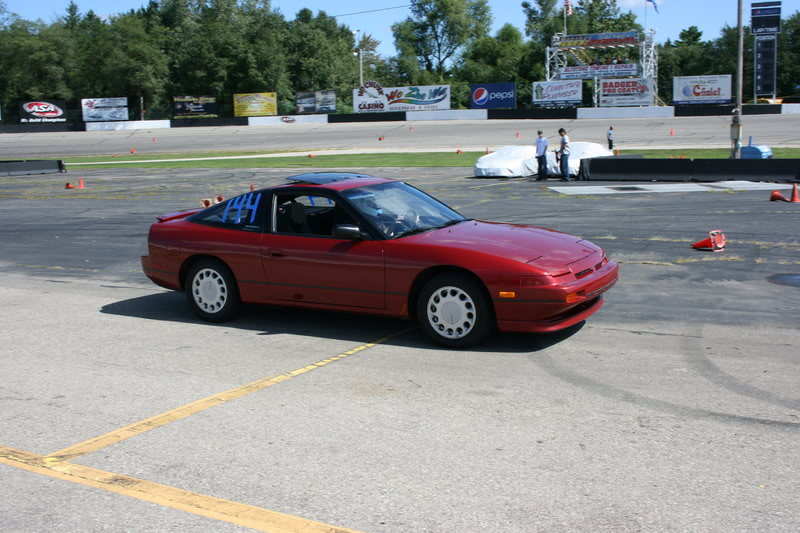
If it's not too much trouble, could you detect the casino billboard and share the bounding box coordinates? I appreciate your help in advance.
[19,100,67,123]
[672,75,732,105]
[353,82,450,113]
[469,83,516,109]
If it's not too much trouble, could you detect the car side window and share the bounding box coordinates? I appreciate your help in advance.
[272,193,357,237]
[189,192,265,232]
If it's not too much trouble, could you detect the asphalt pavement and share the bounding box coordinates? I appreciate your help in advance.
[1,164,799,532]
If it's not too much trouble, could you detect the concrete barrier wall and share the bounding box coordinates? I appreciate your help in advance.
[248,115,329,125]
[488,108,578,120]
[406,110,487,121]
[577,107,675,119]
[0,160,65,176]
[782,104,800,114]
[85,120,171,131]
[584,157,800,182]
[328,112,406,123]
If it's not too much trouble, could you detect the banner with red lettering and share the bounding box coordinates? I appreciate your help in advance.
[672,75,732,104]
[599,78,654,107]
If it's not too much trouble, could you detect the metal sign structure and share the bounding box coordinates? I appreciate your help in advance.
[751,1,780,100]
[546,30,658,106]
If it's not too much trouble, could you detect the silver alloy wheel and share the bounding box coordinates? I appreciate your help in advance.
[191,268,228,314]
[426,285,476,339]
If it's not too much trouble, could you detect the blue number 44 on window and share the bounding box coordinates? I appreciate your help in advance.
[222,192,262,224]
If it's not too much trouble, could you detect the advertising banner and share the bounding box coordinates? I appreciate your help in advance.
[751,2,781,34]
[469,83,516,109]
[532,80,582,107]
[560,64,638,79]
[296,90,337,114]
[672,75,732,104]
[599,78,654,107]
[19,100,67,123]
[233,92,277,117]
[81,97,128,122]
[173,96,218,118]
[353,81,450,113]
[557,32,638,48]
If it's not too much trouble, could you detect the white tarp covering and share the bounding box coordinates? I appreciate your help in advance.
[474,142,613,178]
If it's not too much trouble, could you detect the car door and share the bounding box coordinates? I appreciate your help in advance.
[261,190,385,309]
[183,190,271,303]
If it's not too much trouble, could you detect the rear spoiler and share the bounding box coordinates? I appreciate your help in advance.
[156,209,202,223]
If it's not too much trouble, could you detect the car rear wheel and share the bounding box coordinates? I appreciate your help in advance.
[417,273,493,348]
[186,259,240,322]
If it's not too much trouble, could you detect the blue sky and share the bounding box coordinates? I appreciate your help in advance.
[8,0,800,57]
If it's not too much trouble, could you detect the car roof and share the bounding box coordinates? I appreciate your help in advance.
[280,172,396,191]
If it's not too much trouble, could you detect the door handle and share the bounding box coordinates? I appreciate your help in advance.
[269,249,285,257]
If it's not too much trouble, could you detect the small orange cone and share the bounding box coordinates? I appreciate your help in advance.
[770,190,788,202]
[249,183,255,192]
[378,136,385,141]
[692,230,726,252]
[456,149,463,155]
[130,147,137,154]
[515,131,520,138]
[65,182,74,189]
[77,177,85,189]
[669,128,675,136]
[308,154,315,158]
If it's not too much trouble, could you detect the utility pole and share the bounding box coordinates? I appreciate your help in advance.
[731,0,744,159]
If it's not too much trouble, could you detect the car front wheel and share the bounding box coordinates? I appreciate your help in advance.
[417,273,493,348]
[186,259,240,322]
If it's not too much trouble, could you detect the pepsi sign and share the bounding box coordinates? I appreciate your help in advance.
[19,100,67,123]
[469,83,516,109]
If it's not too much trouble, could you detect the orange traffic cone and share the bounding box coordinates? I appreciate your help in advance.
[456,149,463,155]
[249,183,255,192]
[378,136,385,141]
[669,128,675,136]
[770,190,788,202]
[77,177,85,189]
[692,230,726,252]
[515,131,520,138]
[65,182,74,189]
[790,183,800,203]
[130,147,137,154]
[308,154,315,158]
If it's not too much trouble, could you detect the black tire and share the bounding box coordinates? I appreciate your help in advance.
[416,272,494,348]
[185,258,240,322]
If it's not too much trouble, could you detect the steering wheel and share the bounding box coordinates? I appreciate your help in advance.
[388,210,420,237]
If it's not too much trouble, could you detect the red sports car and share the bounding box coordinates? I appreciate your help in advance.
[141,173,618,347]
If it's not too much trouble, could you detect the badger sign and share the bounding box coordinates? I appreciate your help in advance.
[19,100,67,123]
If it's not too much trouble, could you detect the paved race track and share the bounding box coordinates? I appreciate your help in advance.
[2,114,799,158]
[1,165,799,532]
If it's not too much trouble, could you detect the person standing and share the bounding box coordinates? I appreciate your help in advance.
[557,128,571,181]
[607,125,614,150]
[535,130,549,180]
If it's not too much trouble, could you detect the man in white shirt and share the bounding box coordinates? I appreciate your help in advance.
[535,130,548,180]
[557,128,571,182]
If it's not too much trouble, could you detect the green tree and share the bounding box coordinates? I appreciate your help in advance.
[392,0,492,81]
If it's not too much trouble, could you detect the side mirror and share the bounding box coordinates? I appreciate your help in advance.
[333,224,363,240]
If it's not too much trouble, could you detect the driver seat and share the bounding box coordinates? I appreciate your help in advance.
[288,202,311,234]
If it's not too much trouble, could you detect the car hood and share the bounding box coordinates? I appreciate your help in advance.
[409,220,601,273]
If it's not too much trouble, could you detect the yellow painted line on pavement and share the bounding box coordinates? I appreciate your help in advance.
[0,446,359,533]
[48,331,408,461]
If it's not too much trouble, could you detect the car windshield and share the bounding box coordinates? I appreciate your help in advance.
[342,181,466,239]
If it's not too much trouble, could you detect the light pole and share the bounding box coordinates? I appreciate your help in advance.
[353,30,363,88]
[731,0,744,159]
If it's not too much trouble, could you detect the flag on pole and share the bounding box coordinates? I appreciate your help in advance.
[564,0,573,16]
[646,0,659,13]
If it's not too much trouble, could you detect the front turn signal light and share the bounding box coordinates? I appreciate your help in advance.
[498,291,516,299]
[565,290,586,303]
